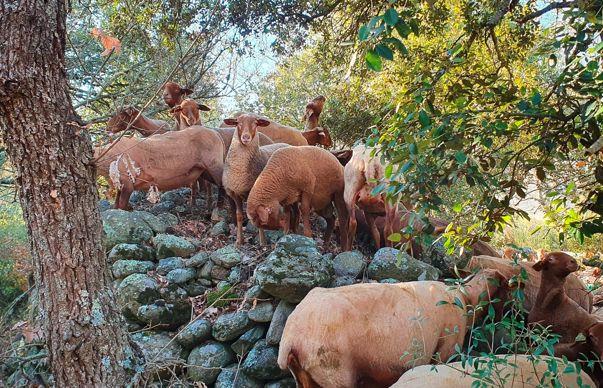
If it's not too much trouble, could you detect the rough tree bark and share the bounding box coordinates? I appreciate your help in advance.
[0,0,142,386]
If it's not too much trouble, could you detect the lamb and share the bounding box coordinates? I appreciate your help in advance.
[528,251,599,343]
[391,355,596,388]
[553,322,603,387]
[170,98,211,130]
[222,112,308,146]
[162,81,193,108]
[468,255,592,312]
[221,114,290,246]
[106,107,171,137]
[277,269,512,387]
[94,126,224,210]
[302,95,326,131]
[344,143,400,249]
[246,145,350,250]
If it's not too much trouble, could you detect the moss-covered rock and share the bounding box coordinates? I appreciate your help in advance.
[212,311,253,342]
[108,243,155,262]
[154,234,196,259]
[101,209,154,249]
[242,340,291,380]
[187,341,235,383]
[368,248,440,282]
[117,274,161,320]
[111,260,155,279]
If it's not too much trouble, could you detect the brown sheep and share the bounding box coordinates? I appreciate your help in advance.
[162,81,193,108]
[246,146,350,250]
[344,144,400,250]
[467,255,592,312]
[302,95,326,131]
[278,269,512,387]
[222,114,290,246]
[106,107,171,137]
[330,149,353,166]
[301,127,333,148]
[170,98,211,130]
[391,355,596,388]
[221,112,308,146]
[553,322,603,387]
[529,251,599,343]
[94,126,224,210]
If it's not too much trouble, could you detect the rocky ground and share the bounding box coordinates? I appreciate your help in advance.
[2,187,602,387]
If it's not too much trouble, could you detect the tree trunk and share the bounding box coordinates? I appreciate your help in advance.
[0,0,142,386]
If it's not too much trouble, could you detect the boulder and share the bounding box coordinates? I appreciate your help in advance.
[199,260,214,279]
[156,257,185,275]
[264,378,297,388]
[212,311,253,342]
[132,332,184,364]
[266,301,296,346]
[117,274,161,320]
[175,319,212,348]
[254,230,284,245]
[132,210,168,234]
[98,199,112,212]
[228,266,242,284]
[333,250,366,278]
[210,221,230,236]
[420,239,472,276]
[112,260,155,279]
[108,243,155,262]
[210,265,230,282]
[161,188,191,205]
[231,326,266,356]
[137,301,190,330]
[331,276,355,287]
[255,235,333,303]
[128,190,145,204]
[216,365,263,388]
[242,340,291,380]
[187,341,235,383]
[368,248,440,282]
[154,234,196,259]
[166,268,197,284]
[101,209,154,249]
[210,244,243,269]
[248,302,274,323]
[182,280,208,297]
[157,212,179,227]
[160,284,189,301]
[187,251,210,268]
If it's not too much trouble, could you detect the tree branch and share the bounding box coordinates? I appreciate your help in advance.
[518,1,577,23]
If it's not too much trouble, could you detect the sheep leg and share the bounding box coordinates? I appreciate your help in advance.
[282,207,291,235]
[318,204,335,245]
[203,180,213,210]
[113,189,121,209]
[383,200,396,248]
[346,191,360,249]
[190,181,198,209]
[117,186,133,210]
[288,204,300,234]
[300,193,313,238]
[334,192,350,251]
[231,194,245,247]
[258,227,267,246]
[364,212,381,250]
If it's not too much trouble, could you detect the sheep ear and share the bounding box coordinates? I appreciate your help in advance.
[532,259,547,272]
[181,88,193,96]
[198,104,211,112]
[257,206,270,224]
[223,118,238,126]
[256,119,271,127]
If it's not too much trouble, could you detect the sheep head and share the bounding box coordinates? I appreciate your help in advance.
[223,114,270,146]
[584,322,603,358]
[532,251,579,277]
[302,95,326,130]
[171,99,210,129]
[302,127,333,148]
[162,81,193,108]
[251,202,284,230]
[106,107,139,133]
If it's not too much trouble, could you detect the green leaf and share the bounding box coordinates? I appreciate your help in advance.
[536,167,546,181]
[395,20,412,38]
[400,160,413,173]
[358,25,370,41]
[418,110,431,128]
[518,100,530,111]
[375,44,394,60]
[384,164,393,178]
[383,8,399,26]
[365,50,383,71]
[409,143,418,155]
[531,91,542,106]
[452,203,462,213]
[384,37,408,55]
[455,151,467,164]
[388,232,402,242]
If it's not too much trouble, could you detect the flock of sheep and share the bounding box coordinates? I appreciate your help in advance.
[93,83,603,387]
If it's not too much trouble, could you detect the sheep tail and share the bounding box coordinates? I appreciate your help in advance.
[287,351,322,388]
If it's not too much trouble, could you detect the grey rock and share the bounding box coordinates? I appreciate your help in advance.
[149,200,176,215]
[157,212,179,226]
[175,319,212,348]
[160,283,189,300]
[187,341,235,383]
[254,230,284,245]
[228,266,242,284]
[420,239,472,277]
[245,285,270,301]
[210,244,243,269]
[380,278,399,284]
[137,301,190,330]
[212,311,253,342]
[245,222,258,234]
[333,250,366,278]
[199,260,214,279]
[112,260,155,279]
[174,205,187,213]
[317,216,328,231]
[117,274,161,320]
[264,378,297,388]
[255,234,333,303]
[211,207,230,222]
[231,326,266,356]
[108,243,155,262]
[368,248,440,282]
[156,257,185,275]
[248,302,274,323]
[101,209,154,249]
[199,278,213,287]
[266,301,296,346]
[161,188,191,205]
[216,365,263,388]
[154,234,196,259]
[331,276,355,287]
[210,221,230,236]
[242,340,291,380]
[132,332,184,364]
[187,251,210,268]
[183,280,208,297]
[132,210,168,234]
[98,199,112,212]
[166,268,197,284]
[210,265,230,282]
[129,190,145,204]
